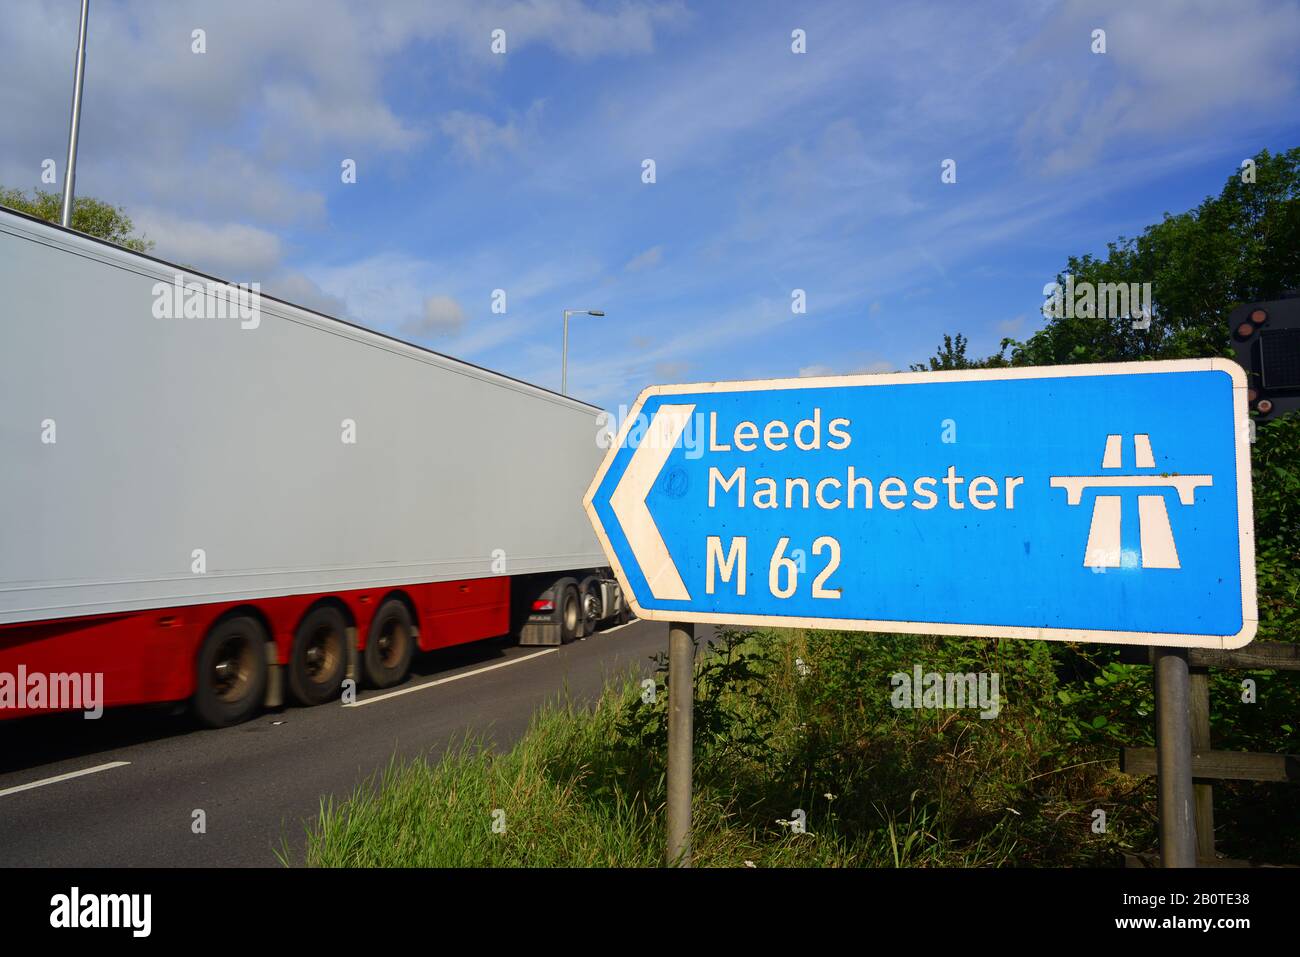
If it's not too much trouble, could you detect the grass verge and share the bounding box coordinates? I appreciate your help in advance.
[295,625,1300,867]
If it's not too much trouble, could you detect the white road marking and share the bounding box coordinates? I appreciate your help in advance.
[347,648,559,708]
[348,619,644,708]
[0,761,130,799]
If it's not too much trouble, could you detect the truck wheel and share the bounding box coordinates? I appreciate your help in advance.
[194,616,268,728]
[579,578,603,636]
[558,584,581,644]
[288,606,349,706]
[363,599,415,688]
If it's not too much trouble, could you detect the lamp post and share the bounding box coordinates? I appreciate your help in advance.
[562,308,604,395]
[60,0,91,228]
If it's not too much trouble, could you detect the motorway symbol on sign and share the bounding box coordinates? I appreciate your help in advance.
[584,359,1257,649]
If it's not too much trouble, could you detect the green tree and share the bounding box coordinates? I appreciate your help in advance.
[910,332,1009,371]
[0,186,153,253]
[1010,146,1300,366]
[913,147,1300,862]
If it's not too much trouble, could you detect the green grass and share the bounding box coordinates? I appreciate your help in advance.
[292,696,662,867]
[297,624,1293,867]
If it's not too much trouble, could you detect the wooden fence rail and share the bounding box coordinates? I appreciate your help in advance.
[1121,747,1300,782]
[1115,641,1298,867]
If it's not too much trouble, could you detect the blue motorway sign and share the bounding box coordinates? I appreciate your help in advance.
[585,360,1256,649]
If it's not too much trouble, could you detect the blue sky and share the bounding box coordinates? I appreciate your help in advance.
[3,0,1299,408]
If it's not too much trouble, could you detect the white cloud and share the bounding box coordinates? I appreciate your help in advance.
[261,81,426,154]
[799,361,893,378]
[132,211,283,279]
[307,252,435,336]
[439,102,545,164]
[305,246,606,353]
[0,0,684,244]
[138,148,327,227]
[798,364,837,378]
[623,245,663,272]
[409,295,467,338]
[433,0,690,60]
[1019,0,1300,172]
[653,360,690,380]
[996,314,1028,336]
[264,271,349,318]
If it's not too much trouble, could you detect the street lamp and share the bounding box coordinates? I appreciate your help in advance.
[60,0,90,228]
[562,308,605,395]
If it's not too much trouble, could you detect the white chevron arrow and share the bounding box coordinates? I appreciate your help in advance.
[610,404,695,601]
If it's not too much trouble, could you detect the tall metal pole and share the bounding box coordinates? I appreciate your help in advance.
[666,620,694,867]
[60,0,91,228]
[561,309,571,395]
[560,309,603,396]
[1152,646,1197,867]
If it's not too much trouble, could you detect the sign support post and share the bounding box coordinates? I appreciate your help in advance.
[1153,646,1198,867]
[666,620,694,867]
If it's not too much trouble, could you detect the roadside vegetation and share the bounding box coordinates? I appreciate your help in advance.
[297,544,1298,868]
[0,186,153,252]
[301,148,1299,868]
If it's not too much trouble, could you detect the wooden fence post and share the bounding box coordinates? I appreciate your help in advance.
[1189,666,1215,860]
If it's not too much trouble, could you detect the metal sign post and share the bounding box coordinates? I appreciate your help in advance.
[1153,646,1198,866]
[665,621,694,867]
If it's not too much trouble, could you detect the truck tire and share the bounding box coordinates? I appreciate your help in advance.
[363,598,415,688]
[579,577,603,636]
[288,606,349,706]
[194,615,268,728]
[558,583,581,644]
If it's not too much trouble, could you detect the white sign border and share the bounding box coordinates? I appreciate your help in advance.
[584,358,1258,650]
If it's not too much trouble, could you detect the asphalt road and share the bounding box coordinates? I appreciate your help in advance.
[0,618,667,867]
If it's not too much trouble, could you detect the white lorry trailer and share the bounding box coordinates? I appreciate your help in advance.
[0,206,627,726]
